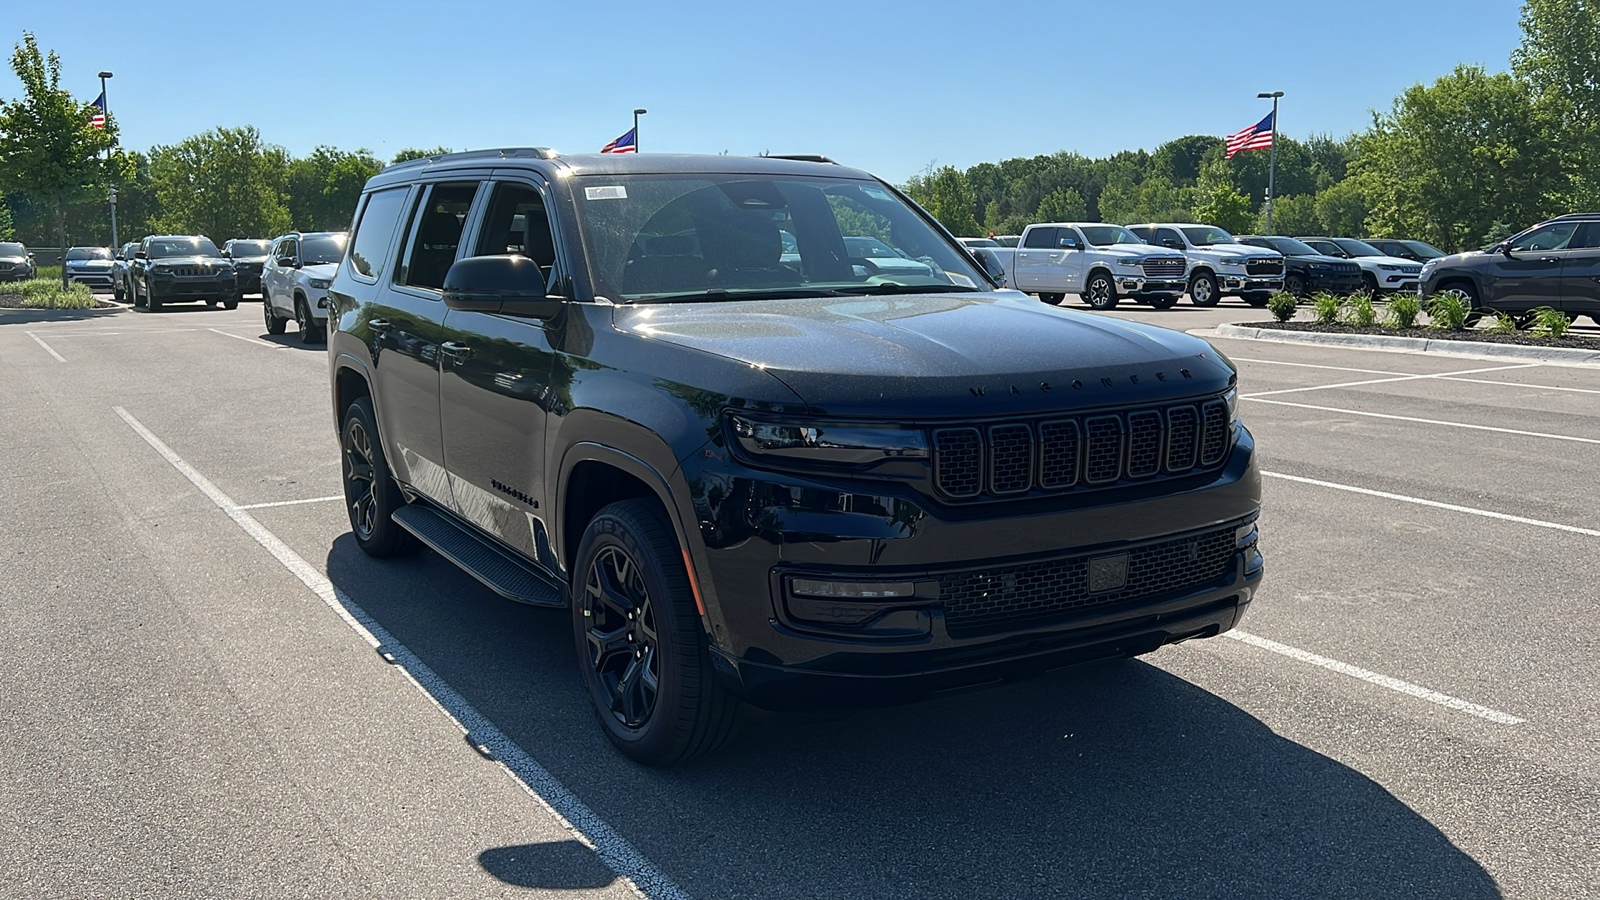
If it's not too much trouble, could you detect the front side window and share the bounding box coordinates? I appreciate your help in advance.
[1156,228,1186,248]
[1180,226,1234,246]
[1331,238,1385,257]
[572,174,985,301]
[1079,225,1141,247]
[396,182,481,290]
[475,182,558,289]
[1509,222,1579,252]
[348,187,410,280]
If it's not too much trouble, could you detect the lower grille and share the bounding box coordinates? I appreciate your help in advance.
[939,525,1238,637]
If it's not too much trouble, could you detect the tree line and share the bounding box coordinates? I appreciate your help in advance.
[902,0,1599,253]
[3,0,1598,253]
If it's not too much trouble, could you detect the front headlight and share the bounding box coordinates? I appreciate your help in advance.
[1420,259,1440,278]
[1379,263,1402,271]
[1115,257,1143,268]
[1223,387,1238,424]
[308,278,332,289]
[729,415,928,466]
[1217,256,1249,267]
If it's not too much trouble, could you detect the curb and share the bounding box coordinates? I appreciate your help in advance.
[1212,323,1600,366]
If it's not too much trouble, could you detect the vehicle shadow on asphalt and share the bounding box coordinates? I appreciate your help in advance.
[324,536,1499,899]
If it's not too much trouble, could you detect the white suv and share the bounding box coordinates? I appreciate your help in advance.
[262,231,347,343]
[1126,223,1286,307]
[1010,222,1189,309]
[1297,237,1424,295]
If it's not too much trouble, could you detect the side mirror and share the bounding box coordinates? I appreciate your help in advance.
[1162,239,1183,250]
[1498,242,1514,257]
[974,250,1007,285]
[1057,236,1081,250]
[135,251,147,259]
[443,255,563,319]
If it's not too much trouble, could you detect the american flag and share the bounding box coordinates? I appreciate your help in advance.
[89,90,106,129]
[1225,111,1274,158]
[600,127,637,154]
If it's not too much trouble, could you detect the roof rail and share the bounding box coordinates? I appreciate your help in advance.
[384,147,560,171]
[765,154,837,164]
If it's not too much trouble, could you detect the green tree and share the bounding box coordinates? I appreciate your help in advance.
[1256,194,1322,236]
[0,199,12,239]
[1190,161,1253,233]
[1035,187,1086,223]
[149,126,291,240]
[0,33,118,284]
[1313,178,1369,237]
[1513,0,1600,206]
[390,146,453,165]
[904,165,981,236]
[1356,64,1562,250]
[287,146,382,232]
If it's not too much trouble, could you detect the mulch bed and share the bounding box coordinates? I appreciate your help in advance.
[1240,320,1600,352]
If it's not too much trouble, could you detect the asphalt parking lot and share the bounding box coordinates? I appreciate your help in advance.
[2,293,1597,898]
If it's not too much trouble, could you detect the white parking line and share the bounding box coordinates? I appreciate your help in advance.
[113,406,688,900]
[26,331,66,362]
[1247,398,1600,445]
[1438,375,1600,396]
[1222,631,1525,725]
[1242,363,1539,398]
[1233,357,1409,376]
[38,328,202,337]
[1264,470,1600,537]
[208,328,282,349]
[235,495,345,510]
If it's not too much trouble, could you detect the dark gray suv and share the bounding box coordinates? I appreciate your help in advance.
[1419,213,1600,324]
[328,149,1264,764]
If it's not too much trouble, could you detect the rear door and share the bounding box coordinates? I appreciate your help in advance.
[437,174,563,564]
[1012,227,1059,291]
[1558,221,1600,321]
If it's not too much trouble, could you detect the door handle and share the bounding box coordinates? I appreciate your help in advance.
[1541,257,1561,264]
[440,341,472,361]
[367,318,392,333]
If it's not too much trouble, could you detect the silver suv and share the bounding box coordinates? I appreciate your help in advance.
[262,231,348,343]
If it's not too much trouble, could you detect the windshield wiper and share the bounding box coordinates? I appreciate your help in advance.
[834,283,981,296]
[625,288,849,304]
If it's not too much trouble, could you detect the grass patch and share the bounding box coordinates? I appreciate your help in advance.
[0,277,98,309]
[1266,290,1298,323]
[33,265,62,283]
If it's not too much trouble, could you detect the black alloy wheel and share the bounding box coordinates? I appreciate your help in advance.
[1285,273,1307,297]
[146,278,162,312]
[572,500,738,765]
[264,298,286,335]
[1083,272,1118,310]
[1189,272,1219,307]
[1362,272,1381,296]
[340,397,414,557]
[296,297,319,344]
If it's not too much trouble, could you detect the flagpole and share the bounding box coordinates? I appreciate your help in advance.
[633,108,647,153]
[1258,91,1283,235]
[99,70,117,249]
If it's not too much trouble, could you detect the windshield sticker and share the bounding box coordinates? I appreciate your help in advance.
[585,185,628,201]
[862,187,894,202]
[948,273,977,288]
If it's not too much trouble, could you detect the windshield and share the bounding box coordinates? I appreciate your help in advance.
[0,242,25,257]
[1403,240,1445,259]
[1258,237,1319,256]
[229,240,272,257]
[1332,238,1385,257]
[299,234,348,265]
[1080,225,1143,247]
[66,248,113,261]
[1180,226,1235,246]
[960,237,999,248]
[148,238,221,258]
[573,174,987,301]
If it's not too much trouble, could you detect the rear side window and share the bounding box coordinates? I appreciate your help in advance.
[1022,228,1058,249]
[347,187,410,281]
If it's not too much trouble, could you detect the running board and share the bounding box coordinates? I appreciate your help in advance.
[392,503,565,607]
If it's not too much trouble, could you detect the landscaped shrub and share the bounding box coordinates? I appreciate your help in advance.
[1346,292,1377,327]
[1484,310,1519,334]
[0,278,97,309]
[1312,292,1342,325]
[1427,291,1473,331]
[1266,291,1298,323]
[1529,306,1573,338]
[1386,292,1422,329]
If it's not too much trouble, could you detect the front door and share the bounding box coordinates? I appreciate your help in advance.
[439,177,562,566]
[1012,227,1060,292]
[1487,221,1575,312]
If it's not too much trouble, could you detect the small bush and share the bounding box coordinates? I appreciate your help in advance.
[33,265,61,283]
[1484,310,1519,334]
[0,278,97,309]
[1346,292,1377,327]
[1312,292,1342,325]
[1427,291,1473,331]
[1386,292,1422,329]
[1266,291,1298,323]
[1529,306,1573,338]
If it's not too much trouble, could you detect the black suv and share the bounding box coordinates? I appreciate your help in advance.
[328,150,1264,764]
[130,235,238,312]
[220,238,273,300]
[1235,235,1363,296]
[1419,213,1600,324]
[1365,238,1446,263]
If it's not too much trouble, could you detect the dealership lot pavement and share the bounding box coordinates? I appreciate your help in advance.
[2,295,1596,898]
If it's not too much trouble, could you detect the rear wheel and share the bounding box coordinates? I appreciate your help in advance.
[340,396,415,558]
[1038,292,1065,305]
[573,500,739,765]
[1188,272,1219,307]
[264,298,287,335]
[1083,271,1118,310]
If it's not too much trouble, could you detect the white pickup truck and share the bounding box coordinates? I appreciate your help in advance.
[1005,223,1190,310]
[1125,223,1286,307]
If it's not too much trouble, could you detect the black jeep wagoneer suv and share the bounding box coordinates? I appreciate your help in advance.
[327,149,1263,764]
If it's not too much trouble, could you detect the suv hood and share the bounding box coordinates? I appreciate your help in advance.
[1192,242,1280,258]
[613,292,1235,417]
[149,255,230,266]
[1356,254,1421,267]
[298,263,337,279]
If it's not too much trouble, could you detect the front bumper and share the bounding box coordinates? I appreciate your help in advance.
[1306,271,1363,295]
[1221,274,1284,294]
[67,271,115,288]
[1116,275,1186,295]
[685,424,1264,710]
[150,274,238,298]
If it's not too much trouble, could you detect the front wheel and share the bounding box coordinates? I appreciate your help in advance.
[264,298,287,335]
[1188,272,1219,307]
[146,279,163,312]
[1362,272,1381,296]
[1285,273,1308,297]
[296,297,321,344]
[1037,292,1065,305]
[1083,272,1118,310]
[572,500,739,765]
[113,279,125,303]
[340,396,415,558]
[1146,294,1179,310]
[223,294,239,310]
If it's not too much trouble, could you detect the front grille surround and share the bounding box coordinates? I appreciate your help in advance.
[1140,257,1187,279]
[1245,258,1284,276]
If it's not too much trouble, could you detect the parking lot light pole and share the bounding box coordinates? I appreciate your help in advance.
[633,108,646,153]
[100,70,117,248]
[1258,91,1283,234]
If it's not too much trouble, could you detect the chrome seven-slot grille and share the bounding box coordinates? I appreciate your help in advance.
[1245,258,1285,276]
[932,392,1231,501]
[1140,257,1186,279]
[939,524,1238,637]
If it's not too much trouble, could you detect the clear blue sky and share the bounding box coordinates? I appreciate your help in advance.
[3,0,1525,183]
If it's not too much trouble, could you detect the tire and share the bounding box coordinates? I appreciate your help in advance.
[264,298,287,335]
[205,297,218,308]
[1083,271,1118,310]
[573,499,739,765]
[1038,292,1065,305]
[1440,281,1483,326]
[223,295,239,310]
[1243,292,1271,307]
[340,396,415,558]
[296,296,320,344]
[1146,294,1179,310]
[1285,273,1307,297]
[113,279,125,303]
[146,278,163,312]
[1361,272,1381,296]
[1188,271,1220,307]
